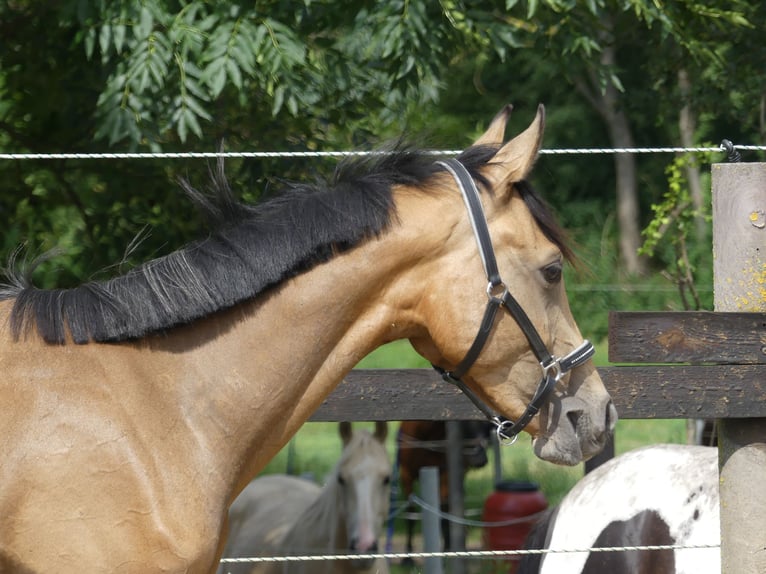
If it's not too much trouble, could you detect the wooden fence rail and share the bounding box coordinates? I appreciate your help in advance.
[312,309,766,422]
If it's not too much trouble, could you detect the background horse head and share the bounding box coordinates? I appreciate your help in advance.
[0,105,614,572]
[519,444,719,574]
[397,420,492,498]
[396,420,492,558]
[221,422,391,574]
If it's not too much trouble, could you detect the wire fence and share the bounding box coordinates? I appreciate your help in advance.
[218,543,721,568]
[217,492,721,570]
[0,142,732,299]
[0,143,764,161]
[217,543,723,568]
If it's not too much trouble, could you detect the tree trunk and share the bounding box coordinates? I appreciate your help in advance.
[577,38,646,276]
[677,68,706,240]
[602,86,644,276]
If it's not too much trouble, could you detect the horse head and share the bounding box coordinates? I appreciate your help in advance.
[407,105,616,465]
[336,422,391,570]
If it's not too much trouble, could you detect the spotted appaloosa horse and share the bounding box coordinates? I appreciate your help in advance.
[0,105,614,572]
[519,444,719,574]
[220,422,391,574]
[397,420,492,555]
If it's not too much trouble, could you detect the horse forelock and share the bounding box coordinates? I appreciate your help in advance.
[514,180,575,265]
[1,141,570,345]
[338,429,389,473]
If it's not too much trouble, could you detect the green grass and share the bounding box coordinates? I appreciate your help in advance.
[355,339,431,369]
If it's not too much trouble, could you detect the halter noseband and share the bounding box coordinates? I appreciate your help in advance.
[433,159,595,445]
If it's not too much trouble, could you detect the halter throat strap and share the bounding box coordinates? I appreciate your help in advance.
[433,158,595,443]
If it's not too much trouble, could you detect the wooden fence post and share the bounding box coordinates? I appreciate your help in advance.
[446,421,467,574]
[712,162,766,574]
[420,466,444,574]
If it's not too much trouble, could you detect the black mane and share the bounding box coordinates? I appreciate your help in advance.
[0,144,570,344]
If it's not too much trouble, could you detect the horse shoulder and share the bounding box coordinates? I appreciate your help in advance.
[0,344,227,572]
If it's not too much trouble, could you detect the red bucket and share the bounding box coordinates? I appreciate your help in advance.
[482,481,547,573]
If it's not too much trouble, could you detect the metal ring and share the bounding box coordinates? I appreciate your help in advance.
[495,420,519,446]
[486,281,508,303]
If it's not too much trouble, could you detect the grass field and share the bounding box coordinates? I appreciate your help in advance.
[258,337,688,571]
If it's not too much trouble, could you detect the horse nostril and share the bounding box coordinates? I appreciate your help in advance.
[350,538,378,553]
[567,409,583,431]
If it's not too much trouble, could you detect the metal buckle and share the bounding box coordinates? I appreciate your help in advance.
[540,357,564,382]
[540,340,595,382]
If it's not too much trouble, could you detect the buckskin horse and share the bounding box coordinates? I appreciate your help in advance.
[0,105,616,573]
[519,444,719,574]
[220,422,391,574]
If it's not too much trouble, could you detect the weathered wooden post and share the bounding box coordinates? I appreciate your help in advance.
[712,162,766,574]
[420,466,444,574]
[445,421,467,574]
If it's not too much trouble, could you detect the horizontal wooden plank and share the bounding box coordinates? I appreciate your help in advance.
[608,311,766,364]
[308,366,766,421]
[309,369,484,422]
[599,365,766,419]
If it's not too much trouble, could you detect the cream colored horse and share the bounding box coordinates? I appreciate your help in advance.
[0,105,615,573]
[220,422,390,574]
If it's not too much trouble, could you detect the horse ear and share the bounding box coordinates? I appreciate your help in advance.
[339,421,353,445]
[473,104,512,147]
[374,421,388,443]
[482,104,545,191]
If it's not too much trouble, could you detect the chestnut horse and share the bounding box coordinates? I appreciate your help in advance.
[519,444,719,574]
[397,420,492,555]
[220,422,391,574]
[0,105,615,573]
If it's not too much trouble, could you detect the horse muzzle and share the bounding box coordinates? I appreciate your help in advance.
[348,539,378,570]
[463,443,489,469]
[533,395,617,466]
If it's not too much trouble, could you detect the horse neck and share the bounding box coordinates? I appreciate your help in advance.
[157,187,454,497]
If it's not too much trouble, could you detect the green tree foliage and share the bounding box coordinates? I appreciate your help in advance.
[639,151,717,311]
[1,0,762,310]
[0,1,473,285]
[66,0,473,147]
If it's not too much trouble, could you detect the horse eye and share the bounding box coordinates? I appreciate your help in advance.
[542,262,563,284]
[383,475,391,486]
[337,475,346,486]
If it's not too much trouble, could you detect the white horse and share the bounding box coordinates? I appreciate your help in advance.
[220,422,391,574]
[520,444,720,574]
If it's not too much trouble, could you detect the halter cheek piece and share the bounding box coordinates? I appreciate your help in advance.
[433,159,595,445]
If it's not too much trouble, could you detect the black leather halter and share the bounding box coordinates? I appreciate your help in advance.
[433,158,595,445]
